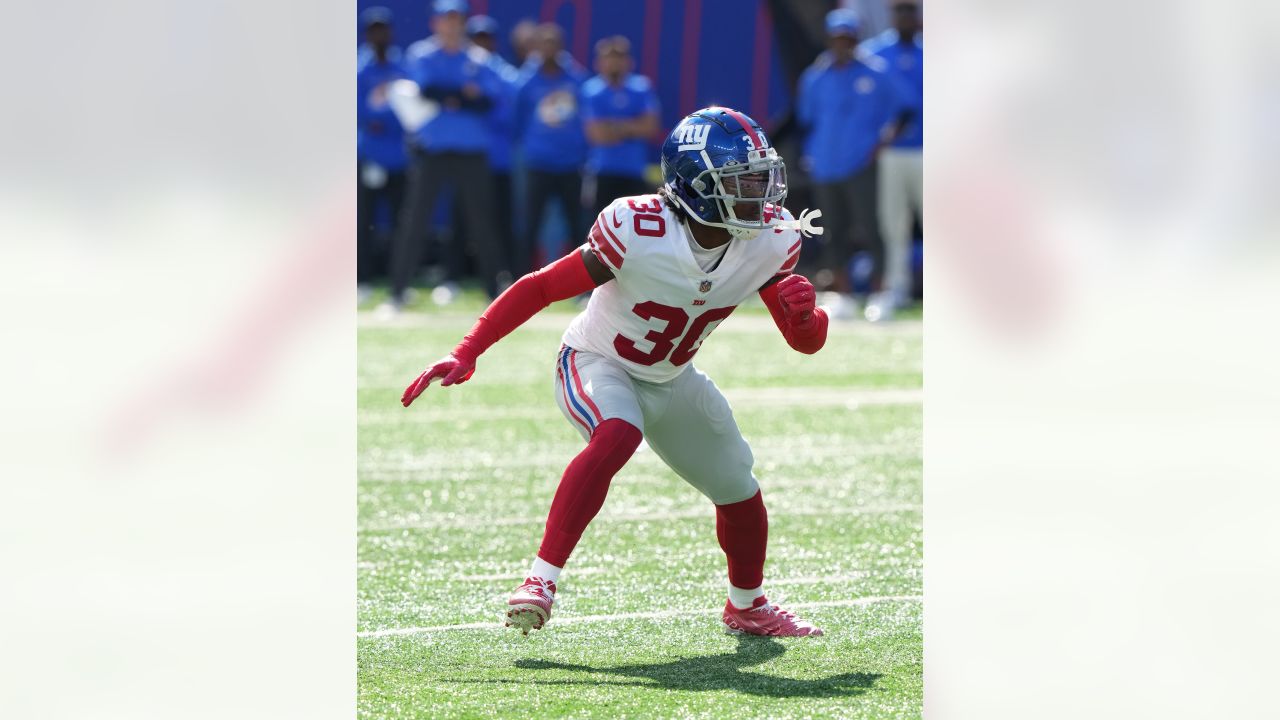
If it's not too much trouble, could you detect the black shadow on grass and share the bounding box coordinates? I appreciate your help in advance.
[449,635,881,698]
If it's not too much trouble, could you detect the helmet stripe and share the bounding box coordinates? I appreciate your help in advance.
[721,107,764,150]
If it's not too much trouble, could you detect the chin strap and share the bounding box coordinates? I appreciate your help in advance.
[777,208,824,238]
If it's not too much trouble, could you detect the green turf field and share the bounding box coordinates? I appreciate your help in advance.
[358,295,922,719]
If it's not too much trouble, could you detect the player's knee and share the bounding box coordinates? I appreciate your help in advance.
[714,466,761,506]
[590,417,643,453]
[715,485,766,519]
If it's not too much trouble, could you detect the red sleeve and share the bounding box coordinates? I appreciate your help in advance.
[452,251,598,361]
[759,281,828,355]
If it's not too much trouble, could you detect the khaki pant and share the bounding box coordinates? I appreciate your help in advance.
[877,147,923,302]
[553,345,758,505]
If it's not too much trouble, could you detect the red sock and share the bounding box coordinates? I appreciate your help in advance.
[716,490,768,589]
[537,418,642,567]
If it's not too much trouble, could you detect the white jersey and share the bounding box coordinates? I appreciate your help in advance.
[562,194,803,383]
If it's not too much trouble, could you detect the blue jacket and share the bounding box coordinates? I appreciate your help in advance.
[357,45,408,171]
[514,52,587,172]
[797,52,911,181]
[580,73,661,179]
[861,30,923,149]
[486,53,520,172]
[403,38,504,153]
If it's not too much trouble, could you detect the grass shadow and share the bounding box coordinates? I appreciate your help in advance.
[452,635,881,699]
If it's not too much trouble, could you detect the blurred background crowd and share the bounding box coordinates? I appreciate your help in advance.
[359,0,922,321]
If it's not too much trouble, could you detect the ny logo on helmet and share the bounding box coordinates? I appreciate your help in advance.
[675,124,712,151]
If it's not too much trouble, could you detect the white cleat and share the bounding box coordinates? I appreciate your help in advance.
[504,576,556,636]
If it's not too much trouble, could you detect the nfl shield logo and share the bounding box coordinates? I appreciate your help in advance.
[699,280,713,293]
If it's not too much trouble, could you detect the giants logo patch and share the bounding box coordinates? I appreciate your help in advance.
[675,124,712,151]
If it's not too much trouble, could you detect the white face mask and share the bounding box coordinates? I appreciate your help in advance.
[673,146,825,240]
[681,147,789,236]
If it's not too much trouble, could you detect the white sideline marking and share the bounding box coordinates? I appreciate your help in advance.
[357,594,922,638]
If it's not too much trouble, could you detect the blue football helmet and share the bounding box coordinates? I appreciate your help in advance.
[661,106,789,239]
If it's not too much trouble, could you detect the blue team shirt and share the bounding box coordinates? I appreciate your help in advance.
[797,53,910,181]
[486,54,520,172]
[403,38,504,153]
[514,52,588,172]
[357,45,408,171]
[580,74,660,179]
[861,30,923,149]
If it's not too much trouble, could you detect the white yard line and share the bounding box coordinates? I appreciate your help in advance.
[725,387,922,407]
[356,388,921,424]
[359,310,921,336]
[358,566,872,584]
[357,594,922,638]
[361,503,920,532]
[447,567,608,582]
[358,438,922,476]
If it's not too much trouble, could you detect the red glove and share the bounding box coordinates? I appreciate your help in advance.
[759,273,828,354]
[400,250,599,409]
[775,273,817,327]
[401,352,476,407]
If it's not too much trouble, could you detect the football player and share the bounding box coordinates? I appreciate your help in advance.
[402,107,828,637]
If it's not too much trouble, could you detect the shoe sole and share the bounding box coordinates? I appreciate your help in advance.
[505,603,549,636]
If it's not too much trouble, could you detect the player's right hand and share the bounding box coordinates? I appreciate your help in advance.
[401,354,476,407]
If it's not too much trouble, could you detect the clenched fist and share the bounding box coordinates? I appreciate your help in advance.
[401,353,476,407]
[775,274,817,325]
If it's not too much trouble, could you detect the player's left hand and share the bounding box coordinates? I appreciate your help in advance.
[775,274,817,324]
[401,353,476,407]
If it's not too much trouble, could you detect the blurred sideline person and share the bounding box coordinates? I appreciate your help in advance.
[582,37,660,217]
[514,24,588,276]
[386,0,507,314]
[509,19,538,66]
[357,7,408,298]
[468,14,519,292]
[797,9,911,320]
[861,0,923,320]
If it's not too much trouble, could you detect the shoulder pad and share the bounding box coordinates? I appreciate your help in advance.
[586,197,639,272]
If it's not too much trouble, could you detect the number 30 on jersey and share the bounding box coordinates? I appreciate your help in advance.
[614,302,735,366]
